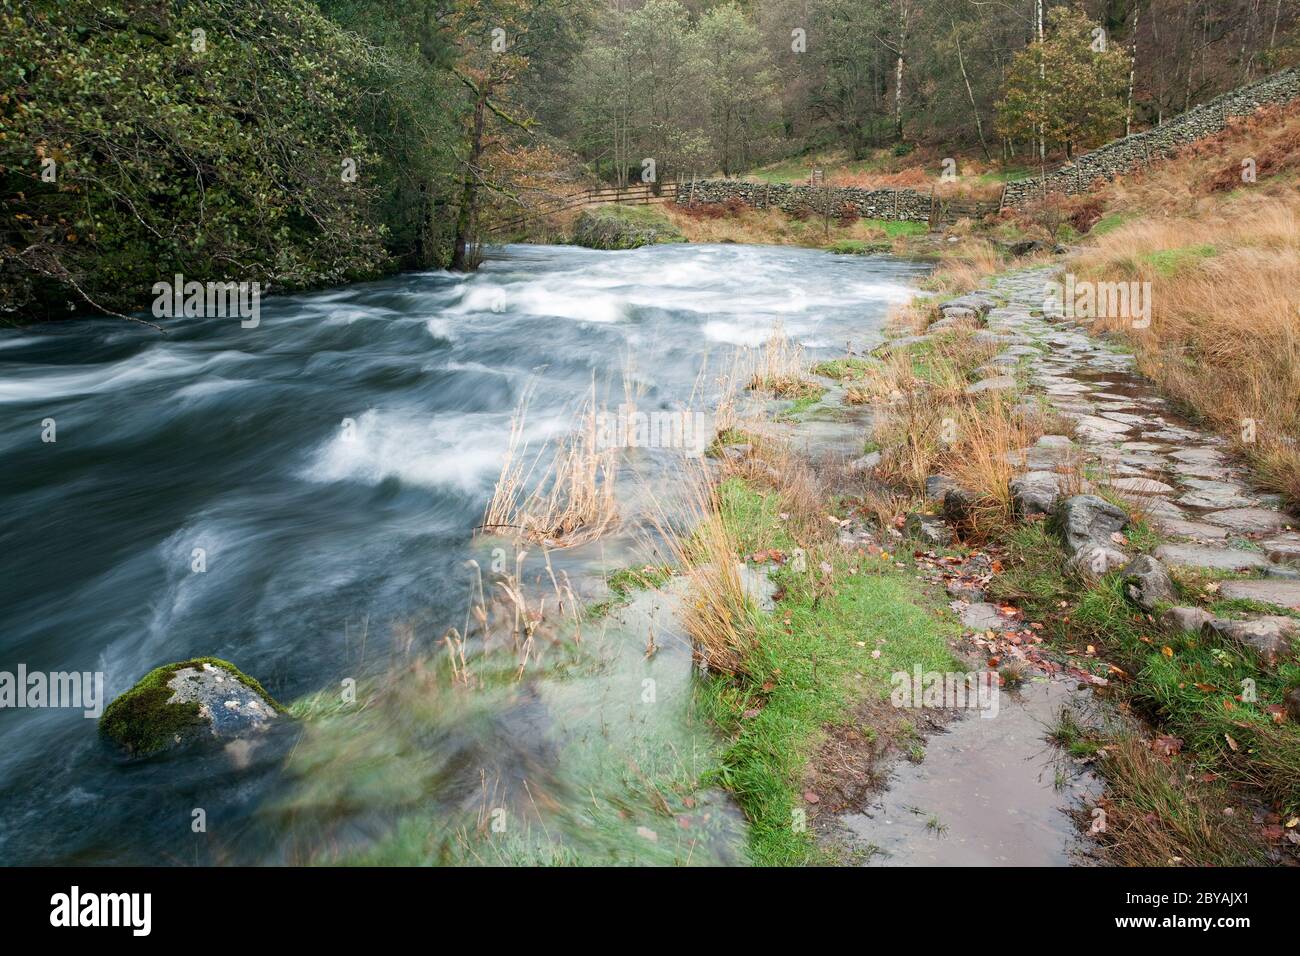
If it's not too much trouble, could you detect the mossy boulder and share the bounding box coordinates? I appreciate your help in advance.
[100,658,283,757]
[571,205,684,250]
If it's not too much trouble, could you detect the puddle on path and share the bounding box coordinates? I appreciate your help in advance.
[835,678,1100,866]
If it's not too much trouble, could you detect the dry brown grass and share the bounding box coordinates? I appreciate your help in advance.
[661,202,922,253]
[646,468,757,678]
[944,394,1040,534]
[748,322,820,398]
[443,550,584,685]
[481,381,620,549]
[1073,192,1300,506]
[862,325,1033,533]
[919,238,1004,295]
[886,298,939,335]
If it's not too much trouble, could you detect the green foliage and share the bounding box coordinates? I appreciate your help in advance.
[1,0,420,318]
[571,204,685,249]
[996,6,1129,157]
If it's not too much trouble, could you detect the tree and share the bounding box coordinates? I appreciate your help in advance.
[997,5,1130,160]
[695,3,777,176]
[445,0,540,270]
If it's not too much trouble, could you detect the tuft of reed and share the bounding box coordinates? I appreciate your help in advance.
[482,381,620,549]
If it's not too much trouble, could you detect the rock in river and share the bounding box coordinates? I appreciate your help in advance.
[100,658,283,757]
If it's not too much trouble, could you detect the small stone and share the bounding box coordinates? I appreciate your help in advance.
[100,658,282,757]
[848,451,881,473]
[1150,517,1230,540]
[1075,415,1132,434]
[925,474,960,500]
[904,513,953,547]
[1264,539,1300,567]
[1286,687,1300,722]
[1120,555,1175,611]
[960,602,1009,632]
[943,486,976,524]
[1057,494,1128,556]
[1109,477,1175,495]
[1175,481,1258,509]
[1066,542,1131,581]
[1201,508,1291,533]
[1202,617,1298,667]
[1162,606,1214,635]
[945,579,984,603]
[1011,470,1062,516]
[965,375,1016,395]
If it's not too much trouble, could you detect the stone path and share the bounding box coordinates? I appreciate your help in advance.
[970,265,1300,620]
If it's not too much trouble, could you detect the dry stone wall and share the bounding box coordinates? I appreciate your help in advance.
[673,179,938,222]
[1001,66,1300,206]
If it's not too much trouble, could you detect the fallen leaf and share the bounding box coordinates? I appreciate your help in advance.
[802,791,820,804]
[1152,735,1183,756]
[1225,733,1239,752]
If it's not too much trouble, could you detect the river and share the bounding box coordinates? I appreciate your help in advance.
[0,242,926,864]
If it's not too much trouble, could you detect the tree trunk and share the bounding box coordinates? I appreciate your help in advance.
[1036,0,1046,163]
[1125,4,1140,136]
[452,85,488,272]
[954,26,990,160]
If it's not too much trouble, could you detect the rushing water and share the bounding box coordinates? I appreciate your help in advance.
[0,243,926,864]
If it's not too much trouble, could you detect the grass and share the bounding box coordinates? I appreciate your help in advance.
[1057,572,1300,816]
[481,381,619,549]
[1071,99,1300,508]
[606,564,674,597]
[859,327,1032,522]
[782,389,825,417]
[748,322,820,398]
[696,478,960,865]
[661,201,937,254]
[1142,244,1217,277]
[1051,709,1267,866]
[918,238,1005,295]
[811,357,875,380]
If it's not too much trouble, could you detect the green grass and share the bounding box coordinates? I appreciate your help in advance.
[1142,244,1217,277]
[1068,574,1300,813]
[1089,212,1131,236]
[977,166,1035,184]
[811,357,876,381]
[867,218,928,238]
[827,238,888,255]
[696,479,960,865]
[782,389,826,418]
[606,565,674,597]
[1210,597,1300,620]
[987,523,1072,616]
